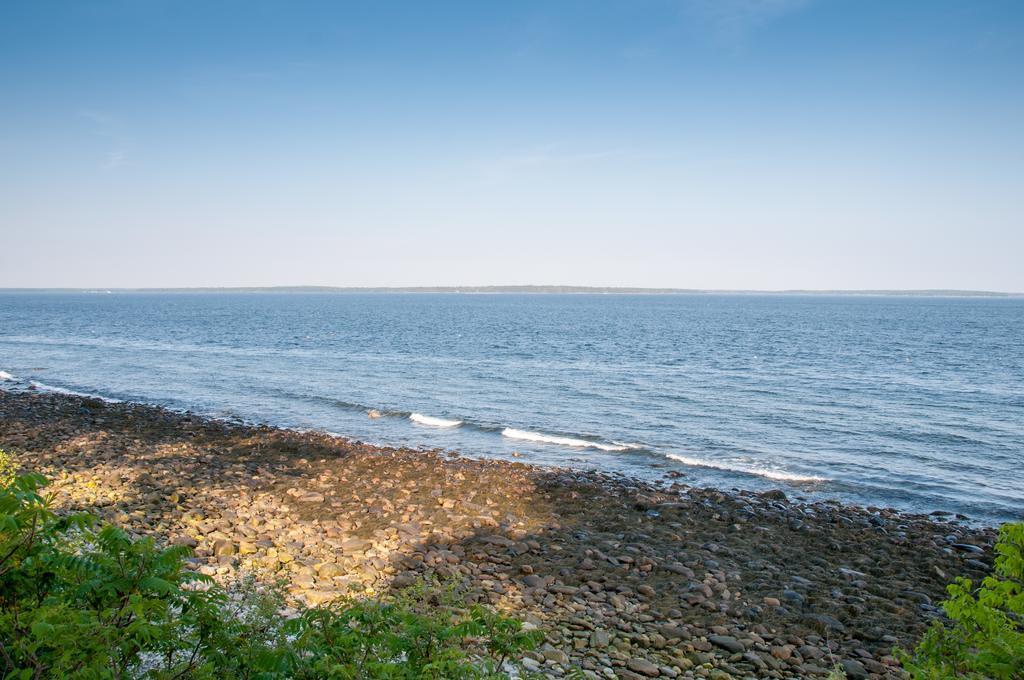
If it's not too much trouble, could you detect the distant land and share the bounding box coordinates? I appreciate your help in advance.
[1,286,1020,296]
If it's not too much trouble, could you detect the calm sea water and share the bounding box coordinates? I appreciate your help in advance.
[1,292,1022,523]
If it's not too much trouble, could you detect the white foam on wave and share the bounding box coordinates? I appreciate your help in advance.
[0,371,15,381]
[501,428,637,452]
[409,413,463,428]
[29,381,123,404]
[666,453,826,483]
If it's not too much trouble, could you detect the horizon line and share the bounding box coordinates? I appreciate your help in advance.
[1,285,1021,297]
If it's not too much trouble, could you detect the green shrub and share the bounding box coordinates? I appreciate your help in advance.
[899,522,1024,679]
[279,592,542,679]
[0,449,16,487]
[0,469,543,678]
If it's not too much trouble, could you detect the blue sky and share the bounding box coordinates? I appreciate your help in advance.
[2,1,1022,290]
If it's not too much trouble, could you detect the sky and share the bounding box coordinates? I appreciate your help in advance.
[1,1,1022,291]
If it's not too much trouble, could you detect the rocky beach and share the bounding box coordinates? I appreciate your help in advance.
[0,389,1001,679]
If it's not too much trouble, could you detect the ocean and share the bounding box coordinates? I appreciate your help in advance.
[1,292,1021,523]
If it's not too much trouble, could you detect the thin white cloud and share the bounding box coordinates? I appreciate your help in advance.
[680,0,814,46]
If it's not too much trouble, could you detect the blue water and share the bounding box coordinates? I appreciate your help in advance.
[1,292,1022,523]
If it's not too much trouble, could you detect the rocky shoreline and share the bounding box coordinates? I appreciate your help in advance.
[0,390,1000,679]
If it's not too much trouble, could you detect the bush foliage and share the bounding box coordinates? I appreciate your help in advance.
[900,522,1024,679]
[0,448,16,487]
[0,458,542,678]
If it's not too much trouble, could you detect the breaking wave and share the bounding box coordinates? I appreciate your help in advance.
[409,413,462,428]
[501,427,638,452]
[666,453,826,483]
[29,381,123,404]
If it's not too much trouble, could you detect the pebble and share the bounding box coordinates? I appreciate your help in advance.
[626,658,661,677]
[708,635,744,654]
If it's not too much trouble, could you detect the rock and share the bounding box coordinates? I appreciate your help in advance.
[952,543,983,554]
[742,651,766,668]
[480,534,515,548]
[626,658,661,677]
[658,624,687,640]
[804,613,846,633]
[799,663,832,676]
[782,589,805,605]
[391,572,417,588]
[761,489,787,501]
[317,562,345,578]
[341,538,371,553]
[900,590,932,605]
[303,590,339,606]
[212,539,235,556]
[841,658,869,680]
[798,645,824,660]
[708,635,744,654]
[662,563,695,578]
[543,648,570,665]
[590,629,610,648]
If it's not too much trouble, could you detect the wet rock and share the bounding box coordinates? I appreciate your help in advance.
[952,543,983,554]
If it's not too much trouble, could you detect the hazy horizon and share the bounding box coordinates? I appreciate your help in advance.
[3,1,1022,290]
[1,285,1021,296]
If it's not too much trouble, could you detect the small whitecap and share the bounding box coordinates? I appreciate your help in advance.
[501,428,636,452]
[666,453,826,483]
[409,413,462,428]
